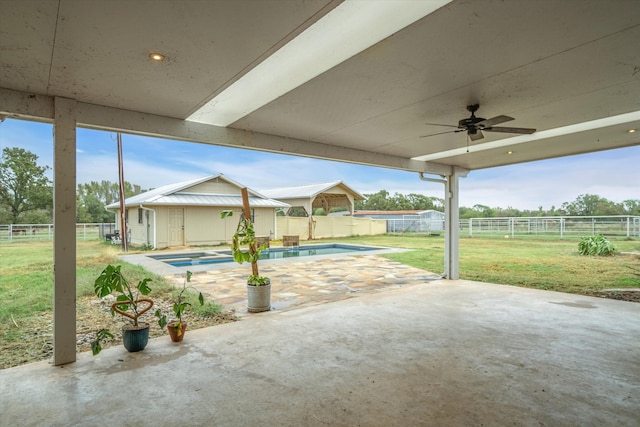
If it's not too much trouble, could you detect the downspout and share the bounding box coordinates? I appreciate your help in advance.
[104,207,118,235]
[139,205,157,250]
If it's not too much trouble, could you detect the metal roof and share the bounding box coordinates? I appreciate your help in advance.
[106,174,288,209]
[260,181,365,200]
[136,194,289,208]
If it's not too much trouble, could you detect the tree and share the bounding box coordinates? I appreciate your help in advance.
[76,180,148,222]
[561,194,623,216]
[0,147,52,223]
[622,199,640,216]
[357,190,391,210]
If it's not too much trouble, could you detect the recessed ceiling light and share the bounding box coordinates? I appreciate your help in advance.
[507,151,513,155]
[149,52,165,62]
[629,129,637,133]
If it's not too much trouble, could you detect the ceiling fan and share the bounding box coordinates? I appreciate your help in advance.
[421,104,536,141]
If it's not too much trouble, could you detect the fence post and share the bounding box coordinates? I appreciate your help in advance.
[560,217,564,239]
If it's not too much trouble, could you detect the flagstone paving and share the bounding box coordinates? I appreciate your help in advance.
[166,255,442,316]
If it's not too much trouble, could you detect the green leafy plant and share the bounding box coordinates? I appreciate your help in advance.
[154,271,204,337]
[91,264,154,355]
[221,210,269,285]
[578,235,617,256]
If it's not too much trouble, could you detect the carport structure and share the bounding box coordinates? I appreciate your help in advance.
[1,0,639,369]
[261,180,365,239]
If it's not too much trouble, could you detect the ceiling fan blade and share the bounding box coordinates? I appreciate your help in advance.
[469,130,484,141]
[485,126,536,135]
[477,115,514,127]
[419,129,463,138]
[424,122,460,128]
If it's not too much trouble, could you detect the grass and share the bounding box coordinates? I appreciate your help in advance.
[1,235,638,350]
[320,234,640,293]
[0,241,178,335]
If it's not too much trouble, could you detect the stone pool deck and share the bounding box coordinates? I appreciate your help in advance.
[165,255,442,315]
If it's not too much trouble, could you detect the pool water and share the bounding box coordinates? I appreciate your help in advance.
[166,244,376,267]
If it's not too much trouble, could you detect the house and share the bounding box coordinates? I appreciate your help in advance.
[106,174,289,249]
[354,210,445,233]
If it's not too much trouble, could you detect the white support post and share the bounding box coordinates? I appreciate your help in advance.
[53,97,77,366]
[443,167,467,280]
[420,168,467,280]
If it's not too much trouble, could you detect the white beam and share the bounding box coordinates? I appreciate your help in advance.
[53,97,77,365]
[0,88,453,176]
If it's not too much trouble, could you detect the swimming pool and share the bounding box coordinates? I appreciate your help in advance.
[153,244,378,267]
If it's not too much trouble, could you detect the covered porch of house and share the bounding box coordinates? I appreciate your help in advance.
[1,4,639,423]
[2,278,638,425]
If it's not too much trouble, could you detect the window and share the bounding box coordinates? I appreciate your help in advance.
[138,209,143,224]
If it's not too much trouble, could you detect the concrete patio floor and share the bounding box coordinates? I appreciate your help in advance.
[1,278,639,426]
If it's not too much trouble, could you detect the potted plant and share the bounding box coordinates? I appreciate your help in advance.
[221,189,271,312]
[91,264,155,355]
[154,271,204,342]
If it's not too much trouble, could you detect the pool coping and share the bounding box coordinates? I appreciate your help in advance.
[120,243,411,276]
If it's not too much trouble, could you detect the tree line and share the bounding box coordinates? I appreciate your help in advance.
[1,147,639,223]
[356,190,640,218]
[0,147,147,224]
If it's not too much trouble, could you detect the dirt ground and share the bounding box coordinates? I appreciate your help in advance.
[585,290,640,303]
[0,295,238,370]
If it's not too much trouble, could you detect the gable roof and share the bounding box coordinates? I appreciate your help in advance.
[106,174,289,209]
[259,181,365,200]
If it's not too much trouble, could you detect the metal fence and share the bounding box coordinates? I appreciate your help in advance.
[0,223,117,242]
[387,216,445,234]
[461,216,640,239]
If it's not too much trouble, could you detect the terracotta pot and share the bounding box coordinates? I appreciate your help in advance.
[167,321,187,342]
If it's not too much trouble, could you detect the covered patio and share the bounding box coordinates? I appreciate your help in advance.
[1,1,639,424]
[2,279,638,425]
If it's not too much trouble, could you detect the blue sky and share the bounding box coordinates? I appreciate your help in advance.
[1,118,638,210]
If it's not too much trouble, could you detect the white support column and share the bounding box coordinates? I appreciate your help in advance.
[444,167,467,280]
[53,97,77,365]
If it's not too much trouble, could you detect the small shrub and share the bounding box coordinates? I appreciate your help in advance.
[193,300,224,318]
[578,235,617,256]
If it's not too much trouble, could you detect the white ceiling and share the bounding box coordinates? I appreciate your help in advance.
[1,0,639,174]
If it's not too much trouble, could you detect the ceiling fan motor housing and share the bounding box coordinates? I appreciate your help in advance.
[458,116,485,131]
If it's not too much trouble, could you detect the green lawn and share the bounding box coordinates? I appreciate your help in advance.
[0,241,175,328]
[321,234,640,293]
[1,235,638,345]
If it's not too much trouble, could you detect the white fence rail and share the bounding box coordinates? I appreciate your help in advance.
[0,223,117,242]
[461,216,640,239]
[387,216,445,234]
[2,217,638,243]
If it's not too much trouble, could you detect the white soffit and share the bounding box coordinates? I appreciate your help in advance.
[412,110,640,162]
[186,0,452,127]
